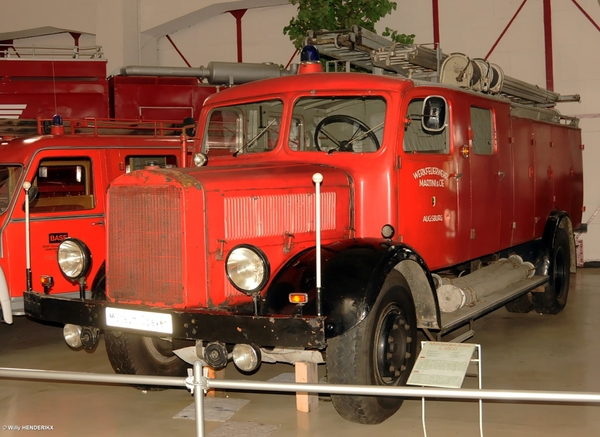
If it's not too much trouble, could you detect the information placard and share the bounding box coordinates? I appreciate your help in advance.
[407,342,476,388]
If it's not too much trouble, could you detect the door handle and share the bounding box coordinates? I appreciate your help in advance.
[92,221,104,226]
[498,171,505,181]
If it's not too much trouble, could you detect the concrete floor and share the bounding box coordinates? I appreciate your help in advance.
[1,268,600,437]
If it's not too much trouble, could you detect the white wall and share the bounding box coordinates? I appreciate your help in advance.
[2,0,600,260]
[154,3,298,67]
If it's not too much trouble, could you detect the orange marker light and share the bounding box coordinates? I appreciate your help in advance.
[289,293,308,304]
[40,275,54,287]
[40,275,54,294]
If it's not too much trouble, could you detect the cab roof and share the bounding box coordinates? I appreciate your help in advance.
[0,134,182,164]
[203,71,416,106]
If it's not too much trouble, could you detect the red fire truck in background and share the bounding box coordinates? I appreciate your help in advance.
[0,43,289,138]
[0,118,191,324]
[25,28,584,425]
[0,59,218,138]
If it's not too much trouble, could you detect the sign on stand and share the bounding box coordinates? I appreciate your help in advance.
[408,341,483,437]
[408,342,477,388]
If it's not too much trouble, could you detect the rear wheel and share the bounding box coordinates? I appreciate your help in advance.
[532,227,571,314]
[105,331,188,379]
[326,271,417,424]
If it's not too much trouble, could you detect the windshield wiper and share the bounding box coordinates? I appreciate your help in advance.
[233,119,278,157]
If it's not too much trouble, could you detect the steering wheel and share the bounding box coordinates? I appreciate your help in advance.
[313,115,381,152]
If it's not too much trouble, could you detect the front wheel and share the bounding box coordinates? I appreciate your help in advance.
[532,227,571,314]
[326,271,417,424]
[105,331,188,379]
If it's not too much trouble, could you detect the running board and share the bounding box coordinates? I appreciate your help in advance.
[439,275,548,335]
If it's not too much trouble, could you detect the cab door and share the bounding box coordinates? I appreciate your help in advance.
[467,104,502,260]
[6,151,106,298]
[397,94,465,270]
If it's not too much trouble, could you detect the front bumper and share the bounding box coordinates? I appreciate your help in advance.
[24,291,326,349]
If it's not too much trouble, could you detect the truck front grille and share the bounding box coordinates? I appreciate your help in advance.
[224,192,337,239]
[107,185,184,306]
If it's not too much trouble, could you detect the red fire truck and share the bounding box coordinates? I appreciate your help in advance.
[25,28,583,424]
[0,117,193,324]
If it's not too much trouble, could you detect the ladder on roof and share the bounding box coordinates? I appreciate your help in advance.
[305,25,580,107]
[0,44,104,59]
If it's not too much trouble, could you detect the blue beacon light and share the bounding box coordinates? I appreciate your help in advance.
[50,114,65,135]
[299,45,323,74]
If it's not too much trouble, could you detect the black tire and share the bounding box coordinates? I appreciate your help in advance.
[326,271,417,424]
[105,331,188,380]
[504,292,533,313]
[532,227,571,314]
[95,265,187,380]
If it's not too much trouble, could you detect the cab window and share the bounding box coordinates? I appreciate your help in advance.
[30,158,94,213]
[470,106,495,155]
[0,165,23,214]
[125,155,177,172]
[290,96,385,153]
[203,100,284,155]
[403,98,449,153]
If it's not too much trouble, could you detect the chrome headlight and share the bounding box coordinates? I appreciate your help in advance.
[193,152,208,167]
[57,238,92,280]
[225,245,269,295]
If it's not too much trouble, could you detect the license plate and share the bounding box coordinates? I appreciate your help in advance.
[105,307,173,334]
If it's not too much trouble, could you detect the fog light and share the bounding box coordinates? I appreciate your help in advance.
[63,324,83,349]
[232,344,261,373]
[204,341,229,370]
[80,326,100,350]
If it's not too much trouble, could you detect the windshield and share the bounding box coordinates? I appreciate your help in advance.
[202,96,386,156]
[290,96,385,153]
[203,99,284,155]
[0,165,23,214]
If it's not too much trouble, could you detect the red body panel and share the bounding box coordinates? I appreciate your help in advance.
[0,59,219,137]
[109,76,219,120]
[0,59,109,119]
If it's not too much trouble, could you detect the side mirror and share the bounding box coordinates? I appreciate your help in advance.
[183,116,196,137]
[27,185,38,204]
[422,96,447,132]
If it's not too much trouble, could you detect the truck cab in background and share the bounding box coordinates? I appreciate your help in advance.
[0,117,188,323]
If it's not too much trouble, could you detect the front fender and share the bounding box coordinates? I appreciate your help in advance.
[262,238,439,338]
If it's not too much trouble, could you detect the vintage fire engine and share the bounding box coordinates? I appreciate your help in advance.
[25,27,583,425]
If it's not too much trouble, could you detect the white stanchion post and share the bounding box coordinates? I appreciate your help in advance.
[194,361,206,437]
[312,173,323,316]
[23,181,32,292]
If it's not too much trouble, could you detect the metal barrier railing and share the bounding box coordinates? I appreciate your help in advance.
[2,361,600,437]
